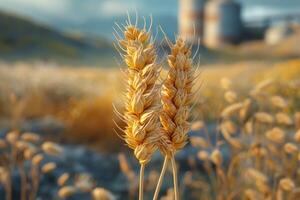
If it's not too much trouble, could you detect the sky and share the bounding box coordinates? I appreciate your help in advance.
[0,0,299,38]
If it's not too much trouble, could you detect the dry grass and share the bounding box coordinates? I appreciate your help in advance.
[0,59,299,153]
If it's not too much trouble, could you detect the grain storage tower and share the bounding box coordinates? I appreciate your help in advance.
[204,0,242,48]
[179,0,205,44]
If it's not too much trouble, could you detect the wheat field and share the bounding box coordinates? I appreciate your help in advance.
[0,55,300,199]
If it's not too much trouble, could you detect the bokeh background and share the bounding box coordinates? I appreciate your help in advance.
[0,0,300,199]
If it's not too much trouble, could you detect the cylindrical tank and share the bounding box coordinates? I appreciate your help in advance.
[179,0,205,44]
[204,0,242,48]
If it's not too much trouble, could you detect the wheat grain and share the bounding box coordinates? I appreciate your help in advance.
[265,127,285,143]
[255,112,274,124]
[41,162,56,173]
[270,95,287,109]
[42,142,63,156]
[31,154,44,166]
[279,178,295,191]
[197,151,209,161]
[294,129,300,142]
[276,112,293,125]
[190,137,209,148]
[220,120,237,135]
[210,149,223,166]
[224,90,237,103]
[284,143,298,154]
[221,103,243,118]
[58,186,77,198]
[6,131,19,144]
[246,168,268,183]
[21,132,40,143]
[58,173,70,186]
[92,187,116,200]
[191,120,204,131]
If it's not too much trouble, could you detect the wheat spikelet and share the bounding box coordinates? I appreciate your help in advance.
[197,151,209,161]
[58,173,70,186]
[220,120,237,135]
[279,178,295,191]
[31,154,44,166]
[6,131,19,144]
[190,137,209,148]
[224,90,237,103]
[284,143,298,154]
[239,98,252,120]
[265,127,285,143]
[221,102,243,118]
[210,149,223,166]
[92,187,116,200]
[24,147,37,160]
[256,179,271,195]
[275,112,293,125]
[75,174,95,192]
[190,120,204,131]
[255,112,274,124]
[15,141,30,151]
[118,22,162,200]
[159,37,194,155]
[294,129,300,142]
[42,142,63,157]
[21,132,40,143]
[270,95,287,109]
[119,25,160,165]
[41,162,56,173]
[58,186,77,198]
[250,144,267,158]
[245,168,268,183]
[250,78,273,96]
[244,189,264,200]
[155,37,194,200]
[245,120,253,134]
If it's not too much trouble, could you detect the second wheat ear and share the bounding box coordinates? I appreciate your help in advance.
[117,24,161,200]
[154,38,195,200]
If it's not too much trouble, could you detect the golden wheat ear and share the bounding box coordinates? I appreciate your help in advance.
[114,17,161,200]
[153,37,195,200]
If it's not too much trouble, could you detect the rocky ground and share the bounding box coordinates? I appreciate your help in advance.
[0,118,212,200]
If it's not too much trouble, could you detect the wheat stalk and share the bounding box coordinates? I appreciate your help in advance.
[116,22,161,200]
[154,38,194,200]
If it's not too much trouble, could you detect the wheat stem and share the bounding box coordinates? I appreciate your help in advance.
[5,169,12,200]
[153,156,169,200]
[171,156,179,200]
[18,164,27,200]
[139,164,146,200]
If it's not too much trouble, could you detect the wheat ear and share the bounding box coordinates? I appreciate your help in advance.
[117,24,161,200]
[155,38,194,200]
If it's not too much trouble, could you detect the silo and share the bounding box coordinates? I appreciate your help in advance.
[179,0,205,44]
[204,0,242,48]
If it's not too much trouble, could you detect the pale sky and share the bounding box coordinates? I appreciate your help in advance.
[0,0,299,37]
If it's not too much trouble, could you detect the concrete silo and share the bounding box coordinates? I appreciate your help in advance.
[179,0,205,44]
[204,0,242,48]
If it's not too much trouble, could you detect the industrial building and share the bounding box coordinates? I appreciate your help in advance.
[179,0,242,48]
[178,0,299,48]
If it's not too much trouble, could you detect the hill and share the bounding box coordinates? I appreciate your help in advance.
[0,11,114,65]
